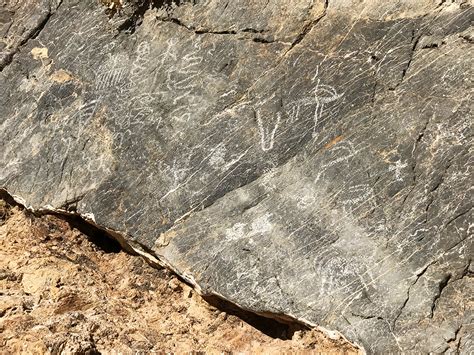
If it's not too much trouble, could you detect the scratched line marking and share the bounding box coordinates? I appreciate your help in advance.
[257,111,281,151]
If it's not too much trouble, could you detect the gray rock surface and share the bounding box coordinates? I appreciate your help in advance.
[1,0,473,352]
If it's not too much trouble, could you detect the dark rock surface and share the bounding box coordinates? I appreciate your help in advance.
[1,0,473,352]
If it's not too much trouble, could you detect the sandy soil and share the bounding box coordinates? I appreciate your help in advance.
[0,198,359,354]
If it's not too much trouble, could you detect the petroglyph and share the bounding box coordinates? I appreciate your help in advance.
[311,82,343,135]
[287,67,343,136]
[72,100,101,137]
[225,213,274,242]
[95,66,128,90]
[312,250,368,298]
[1,1,472,353]
[256,111,281,152]
[131,42,151,80]
[388,160,408,182]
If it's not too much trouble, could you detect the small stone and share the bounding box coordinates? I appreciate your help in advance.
[168,278,181,292]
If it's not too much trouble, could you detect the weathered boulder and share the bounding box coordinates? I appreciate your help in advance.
[1,0,473,352]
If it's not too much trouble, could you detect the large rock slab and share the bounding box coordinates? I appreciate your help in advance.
[1,0,473,352]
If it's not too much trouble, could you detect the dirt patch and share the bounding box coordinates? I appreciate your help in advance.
[0,200,359,353]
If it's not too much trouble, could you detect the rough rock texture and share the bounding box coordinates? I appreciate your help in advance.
[1,200,359,353]
[1,0,473,352]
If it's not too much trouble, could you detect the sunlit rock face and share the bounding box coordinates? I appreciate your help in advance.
[1,0,472,352]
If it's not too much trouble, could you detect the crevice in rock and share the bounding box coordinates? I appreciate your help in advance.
[459,34,473,43]
[0,189,362,350]
[195,29,237,35]
[252,37,275,44]
[430,273,451,318]
[158,16,233,35]
[18,204,124,255]
[59,213,123,254]
[427,260,472,321]
[156,15,280,44]
[117,0,277,40]
[397,108,430,219]
[242,28,266,34]
[398,29,422,85]
[30,11,52,41]
[202,294,309,340]
[420,40,446,49]
[446,324,464,354]
[117,0,156,34]
[393,259,437,328]
[59,194,86,213]
[0,189,19,209]
[444,207,472,228]
[1,190,122,256]
[284,0,329,55]
[443,234,471,254]
[350,312,383,321]
[115,0,193,34]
